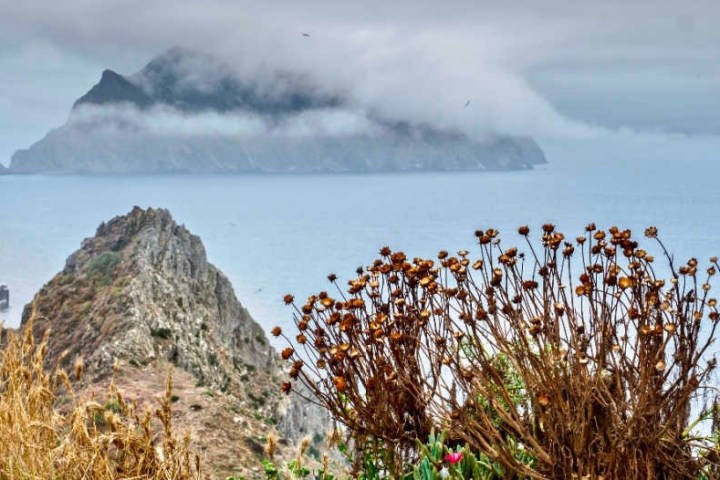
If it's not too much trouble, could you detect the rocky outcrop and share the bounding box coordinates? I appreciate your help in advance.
[23,207,272,394]
[9,47,547,174]
[20,207,328,478]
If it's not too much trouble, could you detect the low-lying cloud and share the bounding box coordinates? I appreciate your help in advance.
[69,104,383,139]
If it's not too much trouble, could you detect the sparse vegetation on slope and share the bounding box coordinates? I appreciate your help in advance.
[9,206,329,478]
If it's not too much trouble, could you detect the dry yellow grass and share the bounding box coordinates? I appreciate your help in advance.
[0,324,201,479]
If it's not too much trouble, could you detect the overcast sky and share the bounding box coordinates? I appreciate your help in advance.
[1,0,719,164]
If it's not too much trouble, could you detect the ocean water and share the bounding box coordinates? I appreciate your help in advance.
[2,133,720,350]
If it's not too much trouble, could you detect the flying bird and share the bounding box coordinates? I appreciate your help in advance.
[302,32,310,37]
[464,100,471,108]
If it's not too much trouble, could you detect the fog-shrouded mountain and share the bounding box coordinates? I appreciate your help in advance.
[9,47,547,174]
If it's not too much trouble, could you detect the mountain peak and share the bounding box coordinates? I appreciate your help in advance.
[22,206,274,394]
[73,68,152,109]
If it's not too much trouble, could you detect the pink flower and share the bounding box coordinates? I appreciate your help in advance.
[444,452,463,464]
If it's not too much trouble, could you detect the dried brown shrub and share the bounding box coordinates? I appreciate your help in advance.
[279,225,720,479]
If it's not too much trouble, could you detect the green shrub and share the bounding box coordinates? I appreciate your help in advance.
[150,327,172,339]
[88,251,120,286]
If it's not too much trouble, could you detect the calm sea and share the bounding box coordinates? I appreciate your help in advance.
[2,133,720,349]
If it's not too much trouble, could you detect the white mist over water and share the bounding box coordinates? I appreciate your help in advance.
[1,133,720,352]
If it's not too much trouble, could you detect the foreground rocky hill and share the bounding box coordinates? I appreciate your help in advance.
[9,47,546,173]
[20,207,326,478]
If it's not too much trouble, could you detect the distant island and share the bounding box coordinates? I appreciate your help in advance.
[7,47,547,174]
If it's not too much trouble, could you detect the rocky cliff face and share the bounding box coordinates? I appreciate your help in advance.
[9,47,547,174]
[21,207,327,478]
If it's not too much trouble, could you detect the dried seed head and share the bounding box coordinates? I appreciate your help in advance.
[271,326,282,337]
[265,432,278,459]
[283,294,295,305]
[281,348,295,360]
[74,357,84,381]
[333,376,347,392]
